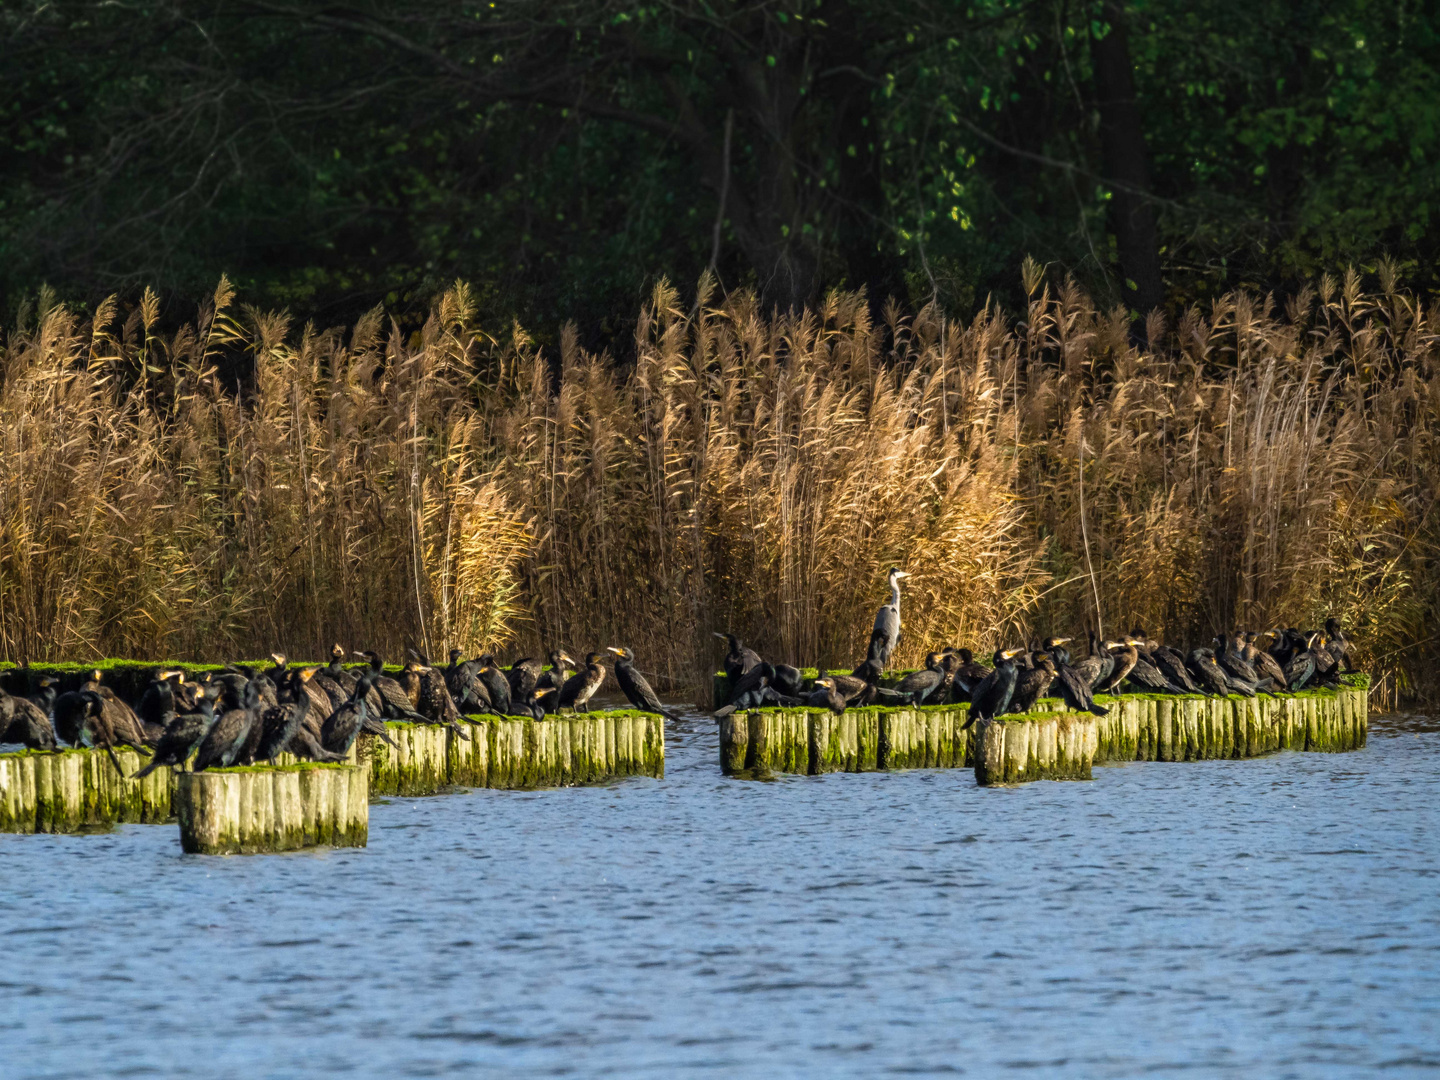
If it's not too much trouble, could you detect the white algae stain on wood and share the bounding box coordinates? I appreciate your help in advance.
[720,681,1369,785]
[176,764,369,854]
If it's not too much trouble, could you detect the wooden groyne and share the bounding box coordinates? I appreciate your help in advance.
[0,748,174,833]
[359,711,666,796]
[176,764,368,854]
[719,677,1369,784]
[1,711,665,834]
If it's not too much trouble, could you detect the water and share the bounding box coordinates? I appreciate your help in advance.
[3,710,1439,1078]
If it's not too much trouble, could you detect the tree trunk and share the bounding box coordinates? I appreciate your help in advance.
[1089,1,1164,315]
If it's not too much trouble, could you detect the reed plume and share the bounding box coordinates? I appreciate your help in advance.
[1,268,1434,706]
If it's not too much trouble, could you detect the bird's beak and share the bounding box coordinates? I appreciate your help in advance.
[606,647,624,656]
[270,653,284,664]
[353,651,368,658]
[1054,637,1071,646]
[561,654,576,665]
[1002,647,1022,659]
[712,632,727,641]
[301,668,317,681]
[894,570,911,579]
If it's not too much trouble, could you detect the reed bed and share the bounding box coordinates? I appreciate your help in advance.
[2,267,1436,705]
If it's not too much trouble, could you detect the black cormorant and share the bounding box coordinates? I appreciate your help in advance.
[714,632,763,701]
[1324,618,1356,672]
[133,700,216,778]
[535,650,577,693]
[1186,648,1245,697]
[507,656,544,701]
[475,656,513,715]
[1044,638,1109,715]
[137,670,185,734]
[193,680,261,771]
[805,677,847,715]
[558,652,608,712]
[256,669,318,763]
[947,648,993,703]
[80,670,151,748]
[354,652,430,722]
[1007,652,1057,714]
[895,652,947,705]
[963,647,1023,727]
[1215,633,1276,695]
[869,567,911,670]
[27,675,58,719]
[1282,633,1321,690]
[1126,641,1188,694]
[1241,632,1288,687]
[1098,640,1138,693]
[1071,633,1114,691]
[1,687,57,751]
[1150,642,1206,695]
[607,647,682,720]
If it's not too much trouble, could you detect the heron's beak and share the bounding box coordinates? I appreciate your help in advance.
[894,570,911,579]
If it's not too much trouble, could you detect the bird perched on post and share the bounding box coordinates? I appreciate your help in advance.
[558,652,609,713]
[964,647,1023,727]
[894,652,948,706]
[805,677,847,716]
[869,567,910,670]
[607,647,682,720]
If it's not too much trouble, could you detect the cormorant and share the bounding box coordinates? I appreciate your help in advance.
[137,670,185,734]
[507,656,544,702]
[770,664,804,698]
[1044,638,1109,715]
[406,651,465,725]
[133,699,216,778]
[895,652,947,706]
[1150,642,1206,695]
[27,675,58,719]
[193,680,262,771]
[714,632,763,702]
[322,672,399,754]
[80,670,151,748]
[963,647,1023,727]
[256,669,318,763]
[869,567,911,670]
[1,686,57,750]
[1187,648,1243,697]
[948,648,993,703]
[712,663,778,719]
[313,645,355,708]
[1007,652,1057,714]
[475,656,513,714]
[1098,639,1139,693]
[558,652,608,712]
[354,652,431,722]
[1241,632,1288,688]
[446,652,492,713]
[1071,633,1115,691]
[535,650,577,693]
[266,651,289,687]
[1126,641,1188,694]
[1282,633,1321,690]
[1215,633,1276,695]
[607,647,682,720]
[805,677,847,715]
[53,689,104,748]
[1324,617,1357,672]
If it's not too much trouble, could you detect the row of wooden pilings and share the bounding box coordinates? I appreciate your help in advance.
[0,711,665,852]
[718,679,1370,783]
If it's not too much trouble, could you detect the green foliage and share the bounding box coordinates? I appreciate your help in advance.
[1,1,1437,325]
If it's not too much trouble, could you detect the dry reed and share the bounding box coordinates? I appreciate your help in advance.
[2,266,1435,706]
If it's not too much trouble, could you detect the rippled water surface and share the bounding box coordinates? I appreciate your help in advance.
[3,709,1439,1078]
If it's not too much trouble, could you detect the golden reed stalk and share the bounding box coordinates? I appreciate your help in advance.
[2,265,1434,706]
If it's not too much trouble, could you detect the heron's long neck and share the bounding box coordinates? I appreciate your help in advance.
[890,578,902,615]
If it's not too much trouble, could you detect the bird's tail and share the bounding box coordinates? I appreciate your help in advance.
[104,744,126,778]
[131,757,161,780]
[712,704,737,720]
[1088,703,1110,716]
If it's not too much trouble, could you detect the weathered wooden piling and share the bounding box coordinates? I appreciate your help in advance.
[1,710,666,835]
[176,764,368,855]
[0,748,173,833]
[719,705,972,775]
[355,711,665,796]
[719,677,1370,784]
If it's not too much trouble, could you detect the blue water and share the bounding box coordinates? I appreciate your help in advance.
[3,709,1439,1078]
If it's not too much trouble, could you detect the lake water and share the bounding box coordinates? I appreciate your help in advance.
[3,709,1439,1078]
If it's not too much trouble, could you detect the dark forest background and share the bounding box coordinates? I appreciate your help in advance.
[4,0,1438,337]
